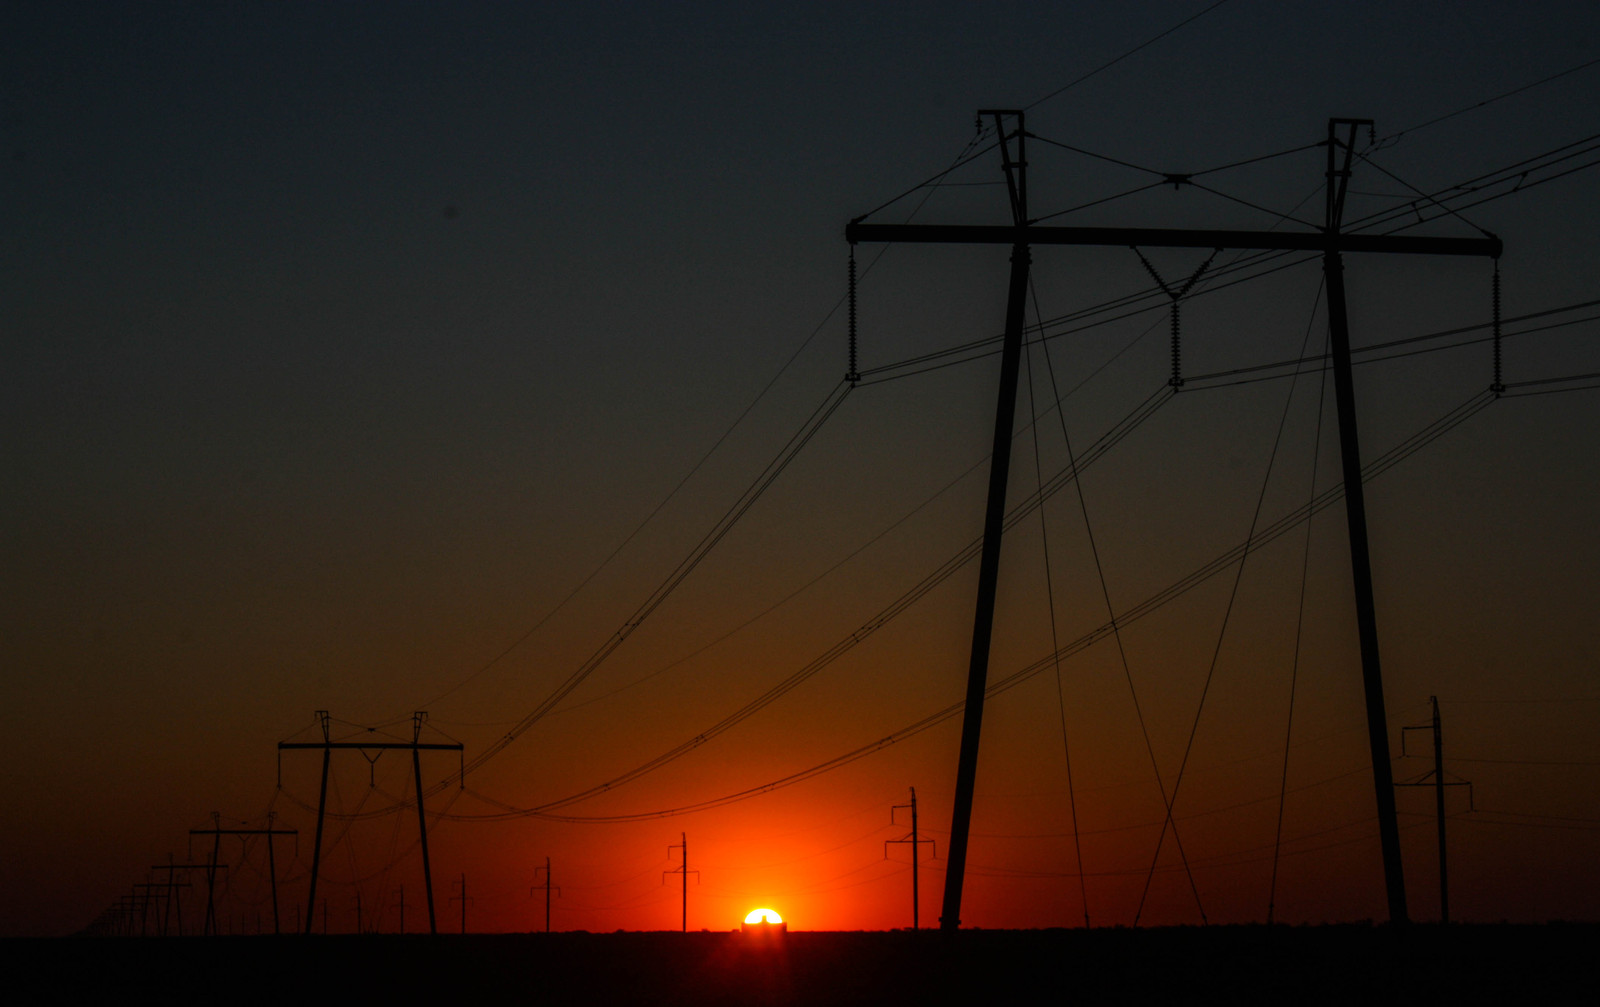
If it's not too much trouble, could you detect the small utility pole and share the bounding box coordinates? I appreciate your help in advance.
[394,885,406,935]
[885,787,934,930]
[531,856,560,933]
[1399,695,1472,923]
[665,833,699,932]
[352,892,363,935]
[451,873,472,934]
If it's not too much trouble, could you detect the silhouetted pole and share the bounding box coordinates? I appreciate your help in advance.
[1321,118,1408,925]
[188,816,296,936]
[412,712,439,935]
[451,873,471,934]
[531,856,560,933]
[1433,696,1448,924]
[846,114,1498,928]
[181,829,232,937]
[353,891,363,934]
[939,108,1030,932]
[665,833,698,932]
[395,885,405,935]
[911,790,919,930]
[152,859,205,937]
[132,884,151,936]
[133,883,169,937]
[266,812,280,934]
[887,787,933,929]
[305,711,331,935]
[116,894,142,937]
[1401,695,1470,923]
[204,812,222,935]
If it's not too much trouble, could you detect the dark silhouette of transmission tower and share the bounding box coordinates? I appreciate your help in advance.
[848,112,1501,929]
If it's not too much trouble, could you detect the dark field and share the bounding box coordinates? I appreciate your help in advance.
[22,924,1593,1005]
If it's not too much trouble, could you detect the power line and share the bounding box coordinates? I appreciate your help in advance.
[1375,55,1600,147]
[863,129,1600,388]
[456,380,852,781]
[430,387,1500,825]
[410,123,992,720]
[1024,0,1235,111]
[440,385,1174,822]
[1134,274,1326,927]
[1269,315,1329,926]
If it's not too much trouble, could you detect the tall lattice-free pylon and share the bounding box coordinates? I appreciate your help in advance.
[847,114,1500,928]
[278,711,463,934]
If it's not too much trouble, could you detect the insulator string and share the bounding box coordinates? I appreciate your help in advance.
[1491,261,1504,395]
[848,247,860,386]
[1170,302,1184,389]
[1133,247,1217,390]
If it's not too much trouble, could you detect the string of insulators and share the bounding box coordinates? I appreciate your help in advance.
[1491,261,1504,396]
[1169,302,1184,389]
[1132,247,1218,391]
[847,247,859,386]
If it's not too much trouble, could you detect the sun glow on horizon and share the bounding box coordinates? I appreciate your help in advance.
[744,908,783,925]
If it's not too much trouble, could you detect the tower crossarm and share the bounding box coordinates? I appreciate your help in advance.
[845,222,1500,258]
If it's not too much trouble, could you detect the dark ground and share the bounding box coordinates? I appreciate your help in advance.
[20,924,1594,1005]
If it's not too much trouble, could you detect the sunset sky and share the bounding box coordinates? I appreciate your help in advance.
[4,1,1598,937]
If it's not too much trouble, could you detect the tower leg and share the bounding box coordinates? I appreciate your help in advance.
[940,240,1032,930]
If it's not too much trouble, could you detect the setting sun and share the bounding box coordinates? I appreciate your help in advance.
[743,908,783,925]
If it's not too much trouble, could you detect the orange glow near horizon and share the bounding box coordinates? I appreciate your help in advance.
[744,908,783,925]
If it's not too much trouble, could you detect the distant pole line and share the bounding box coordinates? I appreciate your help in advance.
[847,114,1502,929]
[450,873,471,935]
